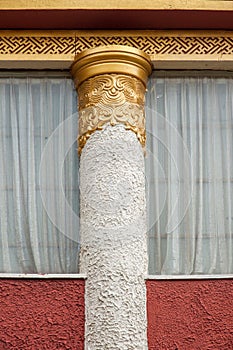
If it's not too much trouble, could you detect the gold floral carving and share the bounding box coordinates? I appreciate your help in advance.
[77,74,146,154]
[72,45,151,154]
[78,74,145,110]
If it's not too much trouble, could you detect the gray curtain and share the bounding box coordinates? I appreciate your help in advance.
[146,74,233,275]
[0,75,79,273]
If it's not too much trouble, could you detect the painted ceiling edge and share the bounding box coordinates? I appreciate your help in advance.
[0,1,233,30]
[1,0,233,11]
[0,10,233,30]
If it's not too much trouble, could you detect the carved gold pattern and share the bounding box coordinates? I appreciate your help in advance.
[78,74,145,110]
[0,33,232,56]
[77,74,146,155]
[75,35,233,56]
[72,45,151,154]
[0,36,76,55]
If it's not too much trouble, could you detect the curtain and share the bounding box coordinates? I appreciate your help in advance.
[146,74,233,275]
[0,75,80,273]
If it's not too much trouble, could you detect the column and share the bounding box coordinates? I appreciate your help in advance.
[72,45,152,350]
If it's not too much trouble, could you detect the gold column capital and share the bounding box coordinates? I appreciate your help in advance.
[71,45,152,154]
[71,45,152,87]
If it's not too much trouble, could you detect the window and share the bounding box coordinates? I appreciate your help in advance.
[146,72,233,275]
[0,73,80,273]
[1,71,232,276]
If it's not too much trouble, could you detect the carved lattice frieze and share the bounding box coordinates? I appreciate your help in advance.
[0,33,232,56]
[75,35,233,55]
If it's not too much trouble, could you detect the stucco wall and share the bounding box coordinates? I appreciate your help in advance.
[147,279,233,350]
[0,279,85,349]
[0,279,233,349]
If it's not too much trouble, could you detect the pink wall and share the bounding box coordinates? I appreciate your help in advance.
[0,279,85,349]
[147,279,233,350]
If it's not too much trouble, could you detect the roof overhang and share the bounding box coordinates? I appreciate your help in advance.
[0,1,233,30]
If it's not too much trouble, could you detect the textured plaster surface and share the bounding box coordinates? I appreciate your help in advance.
[147,279,233,350]
[0,279,85,349]
[80,124,148,350]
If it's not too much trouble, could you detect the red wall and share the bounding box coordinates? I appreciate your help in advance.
[0,279,85,350]
[1,278,233,349]
[147,279,233,350]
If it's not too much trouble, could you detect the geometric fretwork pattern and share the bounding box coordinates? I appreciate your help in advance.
[0,37,75,54]
[0,33,232,55]
[76,36,233,55]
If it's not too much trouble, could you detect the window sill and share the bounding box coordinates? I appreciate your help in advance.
[0,273,87,279]
[147,274,233,280]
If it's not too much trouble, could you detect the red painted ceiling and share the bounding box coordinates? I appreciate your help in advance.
[0,9,233,30]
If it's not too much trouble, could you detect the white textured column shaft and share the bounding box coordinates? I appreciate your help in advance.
[80,124,148,350]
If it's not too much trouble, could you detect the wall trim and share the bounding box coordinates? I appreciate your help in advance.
[0,30,232,70]
[0,273,87,279]
[147,274,233,280]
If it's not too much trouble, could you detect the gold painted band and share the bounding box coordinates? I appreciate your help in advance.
[71,45,152,88]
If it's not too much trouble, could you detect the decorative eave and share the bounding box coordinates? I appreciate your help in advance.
[0,1,233,30]
[0,30,232,70]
